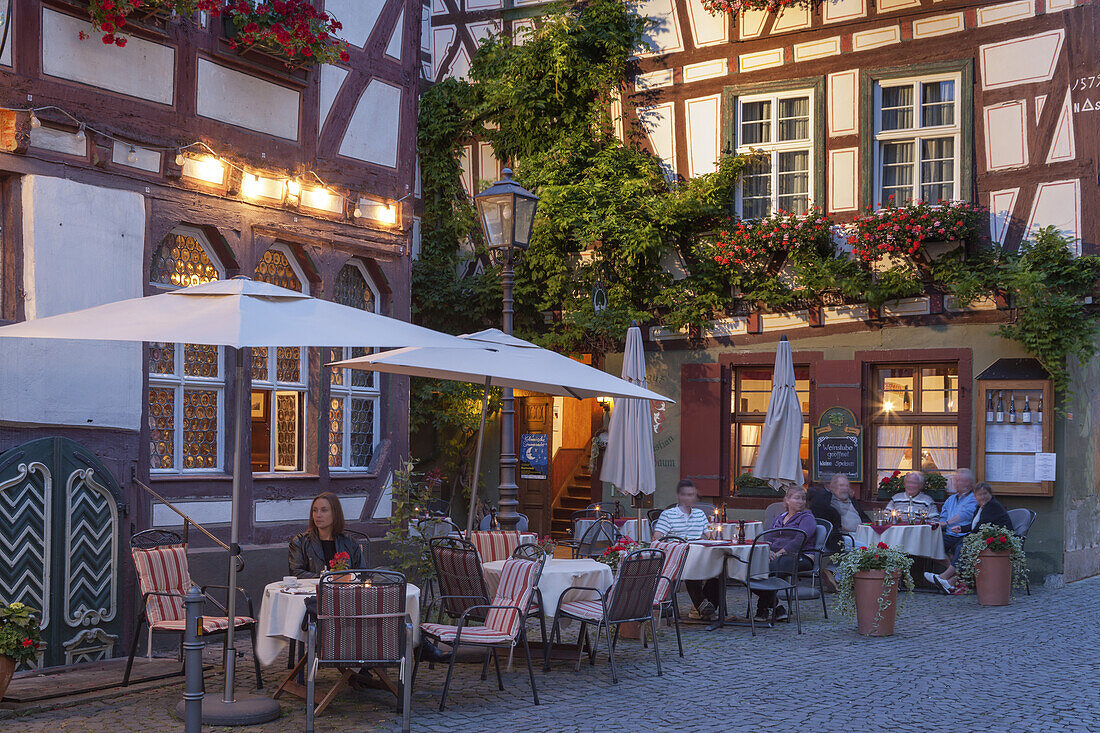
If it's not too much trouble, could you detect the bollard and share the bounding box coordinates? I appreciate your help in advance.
[183,585,205,733]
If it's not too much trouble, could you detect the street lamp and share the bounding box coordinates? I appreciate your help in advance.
[475,168,539,531]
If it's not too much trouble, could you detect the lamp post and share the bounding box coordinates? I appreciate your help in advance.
[474,168,539,531]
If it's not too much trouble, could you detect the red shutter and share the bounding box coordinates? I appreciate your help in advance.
[680,362,723,497]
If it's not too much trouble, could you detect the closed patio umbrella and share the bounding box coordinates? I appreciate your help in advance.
[752,335,805,492]
[0,275,472,722]
[600,325,656,536]
[331,328,672,534]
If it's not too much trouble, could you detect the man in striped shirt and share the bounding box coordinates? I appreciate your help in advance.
[652,480,716,619]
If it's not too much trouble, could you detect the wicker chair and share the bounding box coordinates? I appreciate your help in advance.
[417,558,544,710]
[305,570,413,733]
[123,529,262,688]
[545,548,665,683]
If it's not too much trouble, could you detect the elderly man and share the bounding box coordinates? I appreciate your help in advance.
[885,471,940,521]
[809,474,870,553]
[924,468,979,593]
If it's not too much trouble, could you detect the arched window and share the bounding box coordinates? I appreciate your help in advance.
[251,245,310,472]
[147,227,225,473]
[328,261,381,470]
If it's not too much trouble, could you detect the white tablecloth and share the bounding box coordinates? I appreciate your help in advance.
[482,558,614,621]
[852,524,947,561]
[679,541,772,583]
[255,579,421,667]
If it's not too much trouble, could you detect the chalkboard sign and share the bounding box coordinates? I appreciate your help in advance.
[812,407,863,483]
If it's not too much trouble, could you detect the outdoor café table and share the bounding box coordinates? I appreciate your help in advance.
[482,557,614,622]
[256,578,421,698]
[678,540,771,630]
[574,517,651,543]
[852,523,947,561]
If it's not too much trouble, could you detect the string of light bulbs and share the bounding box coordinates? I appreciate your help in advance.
[0,102,410,219]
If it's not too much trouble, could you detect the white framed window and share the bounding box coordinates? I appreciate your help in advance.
[873,73,961,207]
[251,244,309,473]
[328,261,381,471]
[734,89,814,219]
[148,227,225,474]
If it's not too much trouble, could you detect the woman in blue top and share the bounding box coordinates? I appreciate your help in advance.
[752,486,817,622]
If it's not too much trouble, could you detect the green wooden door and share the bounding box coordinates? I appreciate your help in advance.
[0,438,126,669]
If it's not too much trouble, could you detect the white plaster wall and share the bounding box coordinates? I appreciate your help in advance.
[319,65,350,132]
[41,8,174,104]
[2,176,144,430]
[327,0,386,47]
[196,59,300,140]
[338,79,402,168]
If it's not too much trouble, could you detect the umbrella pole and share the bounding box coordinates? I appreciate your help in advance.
[466,377,492,537]
[223,349,244,704]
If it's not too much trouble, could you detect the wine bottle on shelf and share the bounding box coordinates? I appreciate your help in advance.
[1037,396,1044,423]
[1022,395,1032,423]
[903,387,912,411]
[1009,392,1017,424]
[995,391,1005,423]
[986,392,995,423]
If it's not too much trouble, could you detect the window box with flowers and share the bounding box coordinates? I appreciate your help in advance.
[224,0,350,69]
[847,199,985,283]
[701,0,823,15]
[83,0,222,45]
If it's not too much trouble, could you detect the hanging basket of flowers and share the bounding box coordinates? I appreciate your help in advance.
[224,0,350,68]
[701,0,824,15]
[84,0,222,46]
[847,199,986,281]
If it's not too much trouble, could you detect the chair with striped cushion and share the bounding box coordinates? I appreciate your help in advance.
[123,529,262,689]
[545,548,665,684]
[417,557,543,711]
[305,570,413,733]
[648,539,690,658]
[470,530,523,563]
[429,537,491,624]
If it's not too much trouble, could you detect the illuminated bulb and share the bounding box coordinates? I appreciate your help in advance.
[75,123,86,141]
[286,179,300,197]
[352,205,362,218]
[379,204,397,225]
[241,173,262,198]
[126,145,138,164]
[175,150,186,166]
[29,111,41,129]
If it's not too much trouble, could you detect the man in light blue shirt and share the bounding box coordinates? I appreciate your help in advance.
[924,468,977,593]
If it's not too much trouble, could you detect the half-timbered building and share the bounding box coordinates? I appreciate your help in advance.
[0,0,420,667]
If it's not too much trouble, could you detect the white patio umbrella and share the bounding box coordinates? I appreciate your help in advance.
[331,328,672,534]
[0,275,473,719]
[600,325,656,536]
[752,335,805,492]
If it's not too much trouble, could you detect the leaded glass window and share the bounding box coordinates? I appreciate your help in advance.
[147,228,224,473]
[251,245,309,472]
[329,262,381,471]
[735,90,814,218]
[874,75,960,206]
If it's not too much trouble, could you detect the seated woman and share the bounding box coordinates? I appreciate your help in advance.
[925,482,1013,594]
[288,492,364,578]
[885,471,940,522]
[752,486,817,622]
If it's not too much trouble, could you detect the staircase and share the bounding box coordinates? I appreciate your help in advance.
[550,466,593,540]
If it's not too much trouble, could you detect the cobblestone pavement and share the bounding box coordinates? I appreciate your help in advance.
[10,578,1100,733]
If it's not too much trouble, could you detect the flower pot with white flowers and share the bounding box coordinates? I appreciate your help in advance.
[0,601,43,700]
[836,542,914,637]
[956,524,1027,606]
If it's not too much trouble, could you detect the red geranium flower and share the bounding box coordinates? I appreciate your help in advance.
[877,542,889,549]
[22,638,33,647]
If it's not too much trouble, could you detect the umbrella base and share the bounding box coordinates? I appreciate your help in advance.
[173,696,282,726]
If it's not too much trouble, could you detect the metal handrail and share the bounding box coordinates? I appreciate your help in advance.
[134,479,244,572]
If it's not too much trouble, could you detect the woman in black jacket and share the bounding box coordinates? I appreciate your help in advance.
[288,492,364,578]
[926,482,1014,594]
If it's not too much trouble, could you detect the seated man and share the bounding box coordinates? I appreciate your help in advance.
[808,474,869,553]
[652,479,714,619]
[885,471,940,522]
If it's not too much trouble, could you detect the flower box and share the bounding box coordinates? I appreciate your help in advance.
[223,0,350,69]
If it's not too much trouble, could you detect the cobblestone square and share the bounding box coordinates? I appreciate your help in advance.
[7,579,1097,733]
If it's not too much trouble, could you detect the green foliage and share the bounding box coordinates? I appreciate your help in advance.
[734,472,782,497]
[0,601,42,665]
[956,523,1028,591]
[834,543,915,633]
[924,472,947,501]
[382,461,440,585]
[409,378,501,499]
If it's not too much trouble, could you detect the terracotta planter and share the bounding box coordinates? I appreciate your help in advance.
[618,621,642,639]
[975,550,1012,606]
[853,569,899,636]
[0,656,15,701]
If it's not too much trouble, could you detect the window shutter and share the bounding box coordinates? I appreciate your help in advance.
[680,362,723,497]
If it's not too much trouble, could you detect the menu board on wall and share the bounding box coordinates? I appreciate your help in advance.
[976,379,1054,496]
[812,407,863,483]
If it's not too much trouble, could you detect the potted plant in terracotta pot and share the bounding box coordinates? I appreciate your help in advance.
[835,542,914,636]
[0,601,43,699]
[956,524,1027,606]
